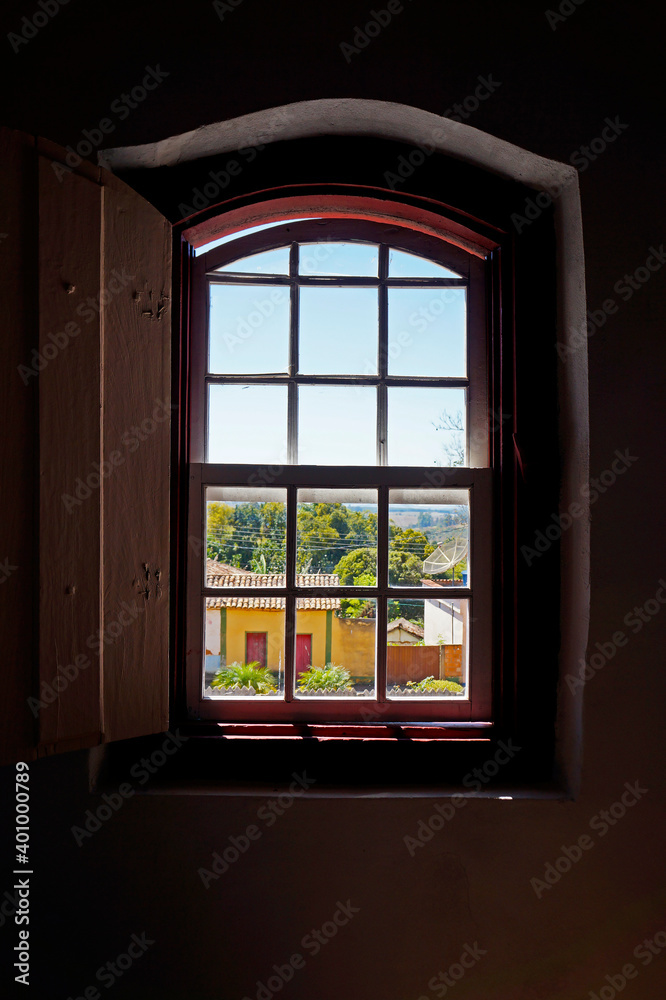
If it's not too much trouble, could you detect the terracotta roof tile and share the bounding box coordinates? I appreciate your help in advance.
[207,561,253,578]
[387,617,424,638]
[205,559,341,610]
[206,593,341,610]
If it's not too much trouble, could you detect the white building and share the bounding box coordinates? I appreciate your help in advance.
[423,596,465,646]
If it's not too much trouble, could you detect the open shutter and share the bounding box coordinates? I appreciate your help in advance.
[38,153,104,753]
[0,127,171,763]
[99,169,171,743]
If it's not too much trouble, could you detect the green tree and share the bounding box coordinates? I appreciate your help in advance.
[206,502,235,562]
[388,550,424,586]
[389,525,435,562]
[416,511,434,528]
[248,501,287,573]
[206,501,286,572]
[338,568,376,619]
[387,599,425,626]
[297,503,376,573]
[334,547,375,584]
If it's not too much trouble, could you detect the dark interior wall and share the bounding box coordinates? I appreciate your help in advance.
[1,1,665,998]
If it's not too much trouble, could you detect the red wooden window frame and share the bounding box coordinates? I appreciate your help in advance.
[184,216,494,726]
[160,149,562,784]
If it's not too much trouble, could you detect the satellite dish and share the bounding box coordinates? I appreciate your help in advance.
[423,537,469,575]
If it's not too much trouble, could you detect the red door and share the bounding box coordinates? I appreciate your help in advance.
[296,634,312,677]
[246,632,267,667]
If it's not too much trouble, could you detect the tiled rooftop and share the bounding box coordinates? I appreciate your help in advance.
[387,617,424,638]
[206,559,341,610]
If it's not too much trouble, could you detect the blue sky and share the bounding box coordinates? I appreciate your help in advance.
[207,241,467,466]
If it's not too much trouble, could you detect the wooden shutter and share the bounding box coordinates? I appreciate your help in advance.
[0,127,171,762]
[98,169,171,744]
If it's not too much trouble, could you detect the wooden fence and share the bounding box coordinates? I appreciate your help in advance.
[387,645,463,684]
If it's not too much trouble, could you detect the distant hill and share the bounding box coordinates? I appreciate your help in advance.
[386,505,468,534]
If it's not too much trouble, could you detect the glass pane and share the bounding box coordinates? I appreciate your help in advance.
[388,387,466,467]
[299,242,378,276]
[215,247,290,275]
[207,384,288,464]
[299,287,378,375]
[194,218,318,256]
[388,248,462,278]
[296,489,377,583]
[204,602,284,699]
[206,487,287,580]
[387,288,466,377]
[294,599,375,698]
[298,386,376,465]
[208,283,289,374]
[388,489,469,588]
[386,598,468,698]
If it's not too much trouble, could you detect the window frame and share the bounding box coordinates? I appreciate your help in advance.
[184,217,494,726]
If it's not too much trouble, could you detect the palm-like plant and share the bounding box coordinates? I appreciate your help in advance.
[211,661,277,694]
[297,664,353,691]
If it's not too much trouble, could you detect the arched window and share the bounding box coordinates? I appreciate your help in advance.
[185,216,493,725]
[93,99,586,782]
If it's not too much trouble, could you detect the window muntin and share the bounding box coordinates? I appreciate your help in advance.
[187,219,491,724]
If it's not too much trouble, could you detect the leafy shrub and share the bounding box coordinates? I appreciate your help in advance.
[336,571,376,619]
[211,661,277,694]
[388,549,424,586]
[338,598,376,619]
[297,664,353,691]
[334,548,375,584]
[406,675,464,694]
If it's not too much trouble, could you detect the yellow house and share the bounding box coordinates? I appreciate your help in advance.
[205,560,375,682]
